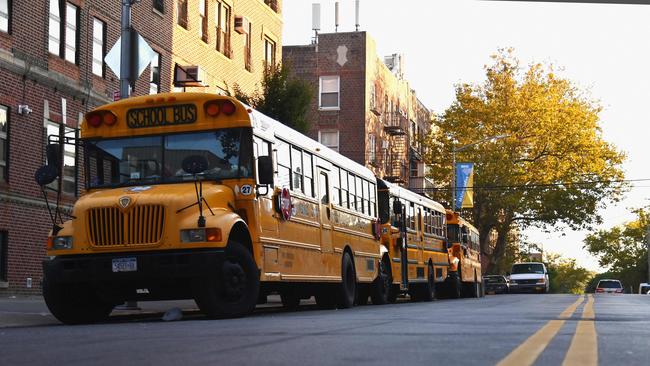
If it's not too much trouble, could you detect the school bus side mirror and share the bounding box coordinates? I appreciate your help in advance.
[257,155,274,185]
[34,165,59,186]
[393,199,402,215]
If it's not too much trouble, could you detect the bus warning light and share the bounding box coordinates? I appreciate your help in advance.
[222,100,236,115]
[205,101,220,117]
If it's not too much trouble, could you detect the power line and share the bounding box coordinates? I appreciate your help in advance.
[412,178,650,192]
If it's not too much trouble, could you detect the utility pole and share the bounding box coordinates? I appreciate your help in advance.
[120,0,139,99]
[646,224,650,285]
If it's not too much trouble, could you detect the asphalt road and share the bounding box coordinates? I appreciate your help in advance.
[1,293,649,366]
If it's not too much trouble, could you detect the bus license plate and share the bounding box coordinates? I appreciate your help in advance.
[112,257,137,272]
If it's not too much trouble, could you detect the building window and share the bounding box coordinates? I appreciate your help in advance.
[244,21,252,72]
[45,121,77,196]
[153,0,164,13]
[264,0,278,13]
[149,52,161,94]
[177,0,188,28]
[264,37,276,69]
[0,0,10,34]
[0,105,8,183]
[319,76,340,109]
[199,0,208,42]
[48,0,61,55]
[48,1,79,64]
[92,18,106,77]
[0,231,7,282]
[216,2,231,57]
[319,130,339,152]
[64,2,78,63]
[368,133,376,164]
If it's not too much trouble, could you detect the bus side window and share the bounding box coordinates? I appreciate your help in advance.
[331,166,340,205]
[276,139,291,188]
[340,169,348,208]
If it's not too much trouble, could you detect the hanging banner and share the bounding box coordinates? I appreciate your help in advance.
[455,162,474,210]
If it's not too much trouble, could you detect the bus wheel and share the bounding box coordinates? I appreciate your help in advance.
[194,242,259,319]
[421,264,436,302]
[337,252,356,309]
[43,279,113,325]
[370,257,392,305]
[447,272,461,299]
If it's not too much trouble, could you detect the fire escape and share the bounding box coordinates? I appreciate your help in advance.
[382,110,408,184]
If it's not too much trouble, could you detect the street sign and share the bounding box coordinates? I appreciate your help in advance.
[105,30,156,80]
[113,91,120,101]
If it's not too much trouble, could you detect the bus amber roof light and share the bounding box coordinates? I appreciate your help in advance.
[222,100,236,115]
[205,101,220,117]
[103,112,117,126]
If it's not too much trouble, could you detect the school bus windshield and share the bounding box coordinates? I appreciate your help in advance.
[85,127,253,188]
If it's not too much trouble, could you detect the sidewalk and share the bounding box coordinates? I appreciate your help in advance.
[0,295,286,327]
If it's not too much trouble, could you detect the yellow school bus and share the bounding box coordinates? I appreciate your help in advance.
[37,93,387,324]
[376,179,450,301]
[445,210,483,298]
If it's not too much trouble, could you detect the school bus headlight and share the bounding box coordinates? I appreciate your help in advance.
[181,228,222,243]
[48,236,73,250]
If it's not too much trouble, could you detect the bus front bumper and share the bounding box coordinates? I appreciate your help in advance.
[42,249,226,301]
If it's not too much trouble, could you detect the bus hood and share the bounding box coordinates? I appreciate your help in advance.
[75,183,236,215]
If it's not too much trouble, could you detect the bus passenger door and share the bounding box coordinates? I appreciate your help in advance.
[318,169,333,253]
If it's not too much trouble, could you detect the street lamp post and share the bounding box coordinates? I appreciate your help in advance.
[450,134,508,210]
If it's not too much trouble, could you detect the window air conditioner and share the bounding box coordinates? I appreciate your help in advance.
[174,65,206,87]
[234,16,250,34]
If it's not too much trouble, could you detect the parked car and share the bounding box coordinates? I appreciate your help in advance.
[483,275,509,294]
[508,262,549,293]
[639,283,650,295]
[595,279,623,294]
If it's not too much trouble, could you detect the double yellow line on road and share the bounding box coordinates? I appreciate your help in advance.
[496,294,598,366]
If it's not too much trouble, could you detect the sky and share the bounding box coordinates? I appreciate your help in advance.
[282,0,650,271]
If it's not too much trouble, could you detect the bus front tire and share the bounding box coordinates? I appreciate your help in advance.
[337,252,356,309]
[194,242,259,319]
[370,257,392,305]
[43,279,113,325]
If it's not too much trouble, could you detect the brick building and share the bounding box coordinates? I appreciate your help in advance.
[0,0,282,295]
[283,31,434,191]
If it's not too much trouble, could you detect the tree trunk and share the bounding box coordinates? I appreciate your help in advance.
[485,221,512,274]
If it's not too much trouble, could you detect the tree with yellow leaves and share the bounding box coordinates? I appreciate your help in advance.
[425,49,627,273]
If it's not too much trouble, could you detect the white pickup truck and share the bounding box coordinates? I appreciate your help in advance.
[508,262,549,293]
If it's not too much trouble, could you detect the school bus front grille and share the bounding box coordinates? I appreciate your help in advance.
[87,205,165,246]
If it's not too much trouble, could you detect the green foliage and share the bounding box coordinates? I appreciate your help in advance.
[233,63,313,133]
[544,253,593,294]
[583,207,649,292]
[425,48,627,272]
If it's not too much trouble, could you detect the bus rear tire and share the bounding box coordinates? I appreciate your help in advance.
[421,264,436,302]
[447,272,461,299]
[194,242,259,319]
[337,252,356,309]
[43,279,113,325]
[370,256,391,305]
